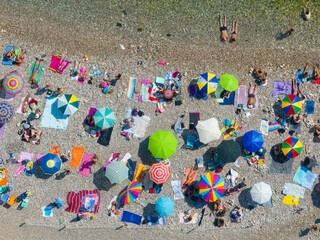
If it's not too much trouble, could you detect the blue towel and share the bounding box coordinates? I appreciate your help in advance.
[296,69,311,84]
[305,101,314,114]
[293,166,308,185]
[121,211,142,225]
[302,171,317,190]
[147,216,166,226]
[2,46,15,66]
[123,108,139,134]
[219,91,235,105]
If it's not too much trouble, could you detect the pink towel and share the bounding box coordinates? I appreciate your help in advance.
[78,153,94,177]
[237,85,247,107]
[141,79,151,84]
[16,97,32,115]
[49,54,69,74]
[19,151,34,163]
[104,153,119,169]
[14,165,25,178]
[36,153,46,165]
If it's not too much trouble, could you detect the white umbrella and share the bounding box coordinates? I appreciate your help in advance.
[196,118,221,144]
[250,182,272,204]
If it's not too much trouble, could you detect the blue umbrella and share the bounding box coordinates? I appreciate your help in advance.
[40,153,62,175]
[242,130,264,152]
[155,197,174,217]
[0,101,14,123]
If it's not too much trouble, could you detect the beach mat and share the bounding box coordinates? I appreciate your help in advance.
[283,183,305,199]
[30,63,43,84]
[219,91,235,105]
[49,146,60,157]
[305,101,314,114]
[124,108,139,134]
[133,115,150,139]
[121,211,142,225]
[69,146,85,169]
[189,112,200,129]
[272,81,291,97]
[2,46,15,65]
[65,189,100,213]
[78,152,94,177]
[126,77,136,100]
[97,127,113,146]
[237,85,247,107]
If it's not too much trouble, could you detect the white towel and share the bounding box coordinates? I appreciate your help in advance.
[171,180,184,200]
[133,115,150,139]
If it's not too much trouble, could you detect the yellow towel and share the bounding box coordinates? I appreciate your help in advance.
[133,163,146,183]
[282,196,299,206]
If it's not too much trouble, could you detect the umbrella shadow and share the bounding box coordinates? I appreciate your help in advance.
[33,163,52,180]
[142,203,156,217]
[138,137,155,165]
[93,167,115,191]
[202,147,215,169]
[235,136,247,157]
[272,100,289,119]
[238,188,253,209]
[311,183,320,208]
[51,99,68,120]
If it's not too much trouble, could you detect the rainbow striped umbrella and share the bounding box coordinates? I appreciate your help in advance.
[281,137,303,158]
[197,72,219,94]
[118,181,143,205]
[149,162,170,184]
[2,72,24,95]
[198,173,225,202]
[282,95,302,115]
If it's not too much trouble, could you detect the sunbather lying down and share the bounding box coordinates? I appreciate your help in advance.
[312,65,320,79]
[247,83,257,109]
[292,77,306,100]
[125,116,135,128]
[29,59,43,85]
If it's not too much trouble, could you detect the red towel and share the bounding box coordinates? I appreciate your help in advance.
[65,189,100,213]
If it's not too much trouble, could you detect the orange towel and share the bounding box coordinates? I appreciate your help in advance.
[49,146,60,157]
[182,168,197,188]
[0,168,8,186]
[69,146,85,169]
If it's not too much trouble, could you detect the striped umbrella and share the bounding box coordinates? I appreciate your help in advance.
[281,137,303,158]
[282,95,302,115]
[149,162,170,184]
[57,94,79,115]
[39,153,62,175]
[2,72,24,95]
[93,107,115,129]
[0,101,14,123]
[198,173,225,202]
[118,181,143,205]
[197,72,219,94]
[105,161,129,184]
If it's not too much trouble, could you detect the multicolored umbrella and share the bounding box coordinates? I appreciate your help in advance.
[105,161,129,184]
[219,74,238,91]
[197,72,219,95]
[198,173,226,202]
[118,181,143,205]
[242,130,264,152]
[148,130,177,159]
[149,162,171,184]
[281,137,303,158]
[0,101,14,123]
[155,197,174,217]
[282,95,302,115]
[39,153,62,175]
[57,94,79,115]
[2,72,24,95]
[93,107,115,129]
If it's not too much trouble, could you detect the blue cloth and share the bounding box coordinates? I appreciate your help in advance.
[147,216,166,226]
[262,197,272,207]
[219,91,235,105]
[296,69,311,83]
[302,171,317,190]
[121,211,142,225]
[305,101,314,114]
[2,46,15,66]
[123,108,139,134]
[293,166,308,185]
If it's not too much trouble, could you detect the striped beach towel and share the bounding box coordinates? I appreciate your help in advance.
[126,77,136,100]
[220,120,239,139]
[268,121,280,133]
[65,189,100,213]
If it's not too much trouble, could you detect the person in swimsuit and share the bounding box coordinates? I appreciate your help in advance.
[288,26,295,37]
[312,66,320,79]
[292,77,306,100]
[30,59,43,84]
[247,83,257,108]
[125,116,135,128]
[293,111,302,124]
[5,47,15,60]
[230,20,238,44]
[219,15,229,42]
[303,63,309,78]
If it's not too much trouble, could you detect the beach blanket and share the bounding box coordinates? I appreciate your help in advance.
[272,81,291,97]
[69,146,85,169]
[296,69,311,83]
[220,120,239,139]
[219,91,235,105]
[305,101,314,114]
[0,123,5,138]
[123,109,139,134]
[179,213,198,224]
[65,189,100,213]
[97,127,113,146]
[16,96,32,115]
[36,153,45,165]
[268,121,281,133]
[139,80,151,102]
[237,85,247,107]
[269,154,294,175]
[133,115,150,139]
[189,112,200,129]
[293,166,317,190]
[283,183,305,199]
[260,118,269,135]
[171,180,184,200]
[147,216,166,226]
[282,196,299,206]
[2,46,15,65]
[49,54,69,74]
[78,153,94,177]
[49,146,60,157]
[121,211,142,225]
[133,163,146,183]
[30,63,43,84]
[39,96,69,130]
[126,77,136,100]
[18,151,34,163]
[302,171,317,190]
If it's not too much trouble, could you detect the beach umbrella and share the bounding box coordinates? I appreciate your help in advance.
[0,101,14,123]
[197,72,219,95]
[282,95,302,115]
[281,137,302,158]
[93,107,115,129]
[242,130,264,152]
[155,197,174,217]
[2,72,24,95]
[196,118,221,144]
[250,182,272,204]
[219,74,238,91]
[148,130,177,159]
[39,153,62,175]
[149,162,170,184]
[57,94,79,115]
[118,181,143,205]
[105,161,129,184]
[198,173,225,202]
[217,140,241,164]
[163,88,174,99]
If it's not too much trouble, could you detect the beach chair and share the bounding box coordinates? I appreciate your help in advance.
[194,138,205,149]
[186,135,196,149]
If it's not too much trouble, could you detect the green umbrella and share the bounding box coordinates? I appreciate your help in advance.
[148,130,178,159]
[93,107,115,129]
[220,74,238,91]
[105,161,129,184]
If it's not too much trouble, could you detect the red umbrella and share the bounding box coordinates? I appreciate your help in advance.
[163,88,174,99]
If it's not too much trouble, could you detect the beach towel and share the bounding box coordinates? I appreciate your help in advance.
[179,213,198,224]
[147,216,166,226]
[219,91,235,105]
[126,77,136,100]
[268,121,281,133]
[302,171,317,190]
[121,211,142,225]
[133,115,150,139]
[155,77,165,85]
[18,151,34,163]
[36,153,45,165]
[143,171,154,191]
[214,84,225,103]
[65,189,100,213]
[237,85,247,107]
[42,206,53,217]
[126,159,137,181]
[260,118,269,135]
[305,101,314,114]
[105,153,119,169]
[272,81,291,97]
[123,109,139,134]
[133,163,146,183]
[296,69,311,83]
[220,120,240,139]
[283,183,305,199]
[39,96,69,130]
[30,63,43,84]
[49,54,69,74]
[269,155,294,175]
[69,146,85,169]
[78,153,94,177]
[120,153,131,164]
[16,96,32,115]
[0,123,5,138]
[171,180,184,200]
[2,46,15,65]
[139,81,151,102]
[189,112,200,129]
[14,165,24,178]
[97,127,113,146]
[282,196,299,206]
[293,166,308,185]
[182,168,197,188]
[49,146,60,157]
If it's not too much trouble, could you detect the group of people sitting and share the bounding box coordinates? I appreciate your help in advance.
[4,46,25,65]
